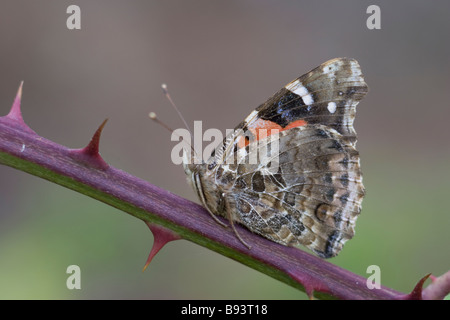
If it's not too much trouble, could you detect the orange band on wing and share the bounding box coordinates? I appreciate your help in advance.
[237,118,307,148]
[283,119,308,130]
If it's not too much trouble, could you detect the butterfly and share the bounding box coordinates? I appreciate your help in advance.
[181,58,368,258]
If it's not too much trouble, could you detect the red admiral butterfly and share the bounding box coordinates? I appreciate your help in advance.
[177,58,367,257]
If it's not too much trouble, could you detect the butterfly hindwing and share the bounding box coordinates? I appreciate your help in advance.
[219,125,364,258]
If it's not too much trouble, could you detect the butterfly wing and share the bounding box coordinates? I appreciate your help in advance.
[239,57,367,145]
[222,125,364,258]
[199,58,367,257]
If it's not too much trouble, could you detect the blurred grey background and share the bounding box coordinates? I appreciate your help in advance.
[0,0,449,299]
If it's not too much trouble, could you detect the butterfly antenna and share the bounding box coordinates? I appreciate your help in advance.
[149,85,198,158]
[161,83,192,135]
[148,112,174,134]
[148,112,197,155]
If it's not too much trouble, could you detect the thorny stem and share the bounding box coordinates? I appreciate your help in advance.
[0,84,448,300]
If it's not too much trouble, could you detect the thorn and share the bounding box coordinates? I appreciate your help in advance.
[83,118,108,156]
[305,285,315,300]
[5,81,36,134]
[69,119,109,170]
[403,273,432,300]
[422,271,450,300]
[7,81,24,121]
[142,222,181,271]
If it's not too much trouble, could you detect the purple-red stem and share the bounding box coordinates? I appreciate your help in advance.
[0,84,448,300]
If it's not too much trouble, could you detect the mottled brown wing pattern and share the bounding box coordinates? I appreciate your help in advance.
[186,58,367,258]
[216,125,364,258]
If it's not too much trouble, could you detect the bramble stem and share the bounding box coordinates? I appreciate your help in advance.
[0,86,445,299]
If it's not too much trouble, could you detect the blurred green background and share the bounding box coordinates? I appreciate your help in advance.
[0,1,449,299]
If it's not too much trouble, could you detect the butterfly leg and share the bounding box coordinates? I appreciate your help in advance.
[206,210,228,228]
[222,194,252,250]
[226,209,252,250]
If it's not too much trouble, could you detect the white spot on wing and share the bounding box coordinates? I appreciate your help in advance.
[285,80,314,105]
[327,102,337,114]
